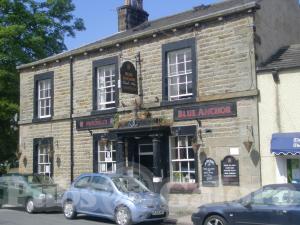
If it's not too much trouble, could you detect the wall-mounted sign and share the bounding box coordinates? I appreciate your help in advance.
[221,155,240,186]
[120,61,138,94]
[174,102,237,121]
[202,158,219,187]
[119,118,162,129]
[76,116,113,130]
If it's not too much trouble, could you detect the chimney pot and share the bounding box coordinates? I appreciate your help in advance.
[118,0,149,32]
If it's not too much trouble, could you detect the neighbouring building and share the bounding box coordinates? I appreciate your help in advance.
[18,0,300,209]
[258,44,300,186]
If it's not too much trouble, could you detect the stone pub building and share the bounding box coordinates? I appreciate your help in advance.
[18,0,300,205]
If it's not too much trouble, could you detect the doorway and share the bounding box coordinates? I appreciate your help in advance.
[138,143,154,176]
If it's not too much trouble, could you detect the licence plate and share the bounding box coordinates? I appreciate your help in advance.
[152,210,164,216]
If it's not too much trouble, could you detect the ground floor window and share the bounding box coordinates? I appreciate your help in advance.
[33,138,53,177]
[98,141,116,173]
[170,135,196,183]
[38,143,52,177]
[287,158,300,184]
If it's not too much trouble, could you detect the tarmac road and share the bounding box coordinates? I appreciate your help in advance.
[0,207,176,225]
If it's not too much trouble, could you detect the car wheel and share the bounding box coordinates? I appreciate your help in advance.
[204,215,227,225]
[25,198,35,214]
[115,206,132,225]
[63,201,77,219]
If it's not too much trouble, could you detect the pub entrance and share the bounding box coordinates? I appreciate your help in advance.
[109,126,170,192]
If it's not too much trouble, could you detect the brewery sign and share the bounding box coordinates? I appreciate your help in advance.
[202,158,219,187]
[76,116,113,130]
[174,102,237,121]
[221,155,240,186]
[120,61,138,94]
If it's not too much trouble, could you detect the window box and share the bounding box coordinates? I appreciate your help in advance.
[168,182,199,194]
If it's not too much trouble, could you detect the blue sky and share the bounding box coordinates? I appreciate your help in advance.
[65,0,218,50]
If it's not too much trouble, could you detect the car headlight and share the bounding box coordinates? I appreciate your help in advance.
[128,193,142,204]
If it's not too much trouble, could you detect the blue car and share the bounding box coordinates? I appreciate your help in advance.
[192,184,300,225]
[62,173,168,225]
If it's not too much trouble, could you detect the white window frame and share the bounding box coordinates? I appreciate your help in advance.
[38,79,51,118]
[167,48,193,101]
[38,143,51,177]
[97,64,116,110]
[98,141,116,173]
[169,135,196,183]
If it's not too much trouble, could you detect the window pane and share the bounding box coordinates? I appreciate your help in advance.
[168,53,176,64]
[179,84,187,95]
[188,148,194,159]
[179,75,186,83]
[169,84,178,97]
[187,83,193,94]
[169,65,177,75]
[186,50,192,61]
[172,162,180,171]
[179,149,186,159]
[177,52,185,63]
[178,63,185,73]
[186,61,192,72]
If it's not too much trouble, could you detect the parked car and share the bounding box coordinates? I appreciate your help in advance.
[192,184,300,225]
[0,173,64,213]
[62,173,169,225]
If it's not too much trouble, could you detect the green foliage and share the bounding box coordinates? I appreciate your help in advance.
[0,0,85,163]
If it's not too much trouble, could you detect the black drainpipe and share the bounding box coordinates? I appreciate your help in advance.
[70,56,74,183]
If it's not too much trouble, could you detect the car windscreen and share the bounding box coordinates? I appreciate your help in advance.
[112,177,150,193]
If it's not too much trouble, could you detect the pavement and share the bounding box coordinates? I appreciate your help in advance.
[0,207,193,225]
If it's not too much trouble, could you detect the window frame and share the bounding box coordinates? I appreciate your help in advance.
[169,126,198,184]
[33,138,54,177]
[161,38,197,106]
[92,56,119,115]
[93,133,117,174]
[33,72,54,122]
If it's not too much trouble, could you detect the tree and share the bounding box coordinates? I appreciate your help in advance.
[0,0,85,164]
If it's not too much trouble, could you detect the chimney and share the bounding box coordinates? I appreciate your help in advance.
[118,0,149,32]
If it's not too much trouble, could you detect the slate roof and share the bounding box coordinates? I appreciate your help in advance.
[258,44,300,71]
[18,0,258,70]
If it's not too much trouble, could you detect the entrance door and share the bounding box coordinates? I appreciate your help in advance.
[138,143,154,190]
[138,143,154,175]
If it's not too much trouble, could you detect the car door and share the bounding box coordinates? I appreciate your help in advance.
[234,187,279,225]
[90,175,115,217]
[72,175,93,212]
[272,188,300,225]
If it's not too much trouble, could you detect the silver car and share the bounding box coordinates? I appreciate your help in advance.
[62,173,169,225]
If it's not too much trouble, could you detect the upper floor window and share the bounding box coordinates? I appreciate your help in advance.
[97,65,116,110]
[93,57,119,113]
[162,38,196,104]
[167,48,193,101]
[33,72,54,121]
[38,79,52,118]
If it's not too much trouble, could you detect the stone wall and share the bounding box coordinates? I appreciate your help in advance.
[19,12,259,196]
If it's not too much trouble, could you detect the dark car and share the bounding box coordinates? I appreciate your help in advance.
[0,173,64,213]
[192,184,300,225]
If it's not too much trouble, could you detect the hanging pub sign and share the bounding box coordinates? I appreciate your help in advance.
[202,158,219,187]
[120,61,138,94]
[221,155,240,186]
[76,116,113,131]
[174,102,237,121]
